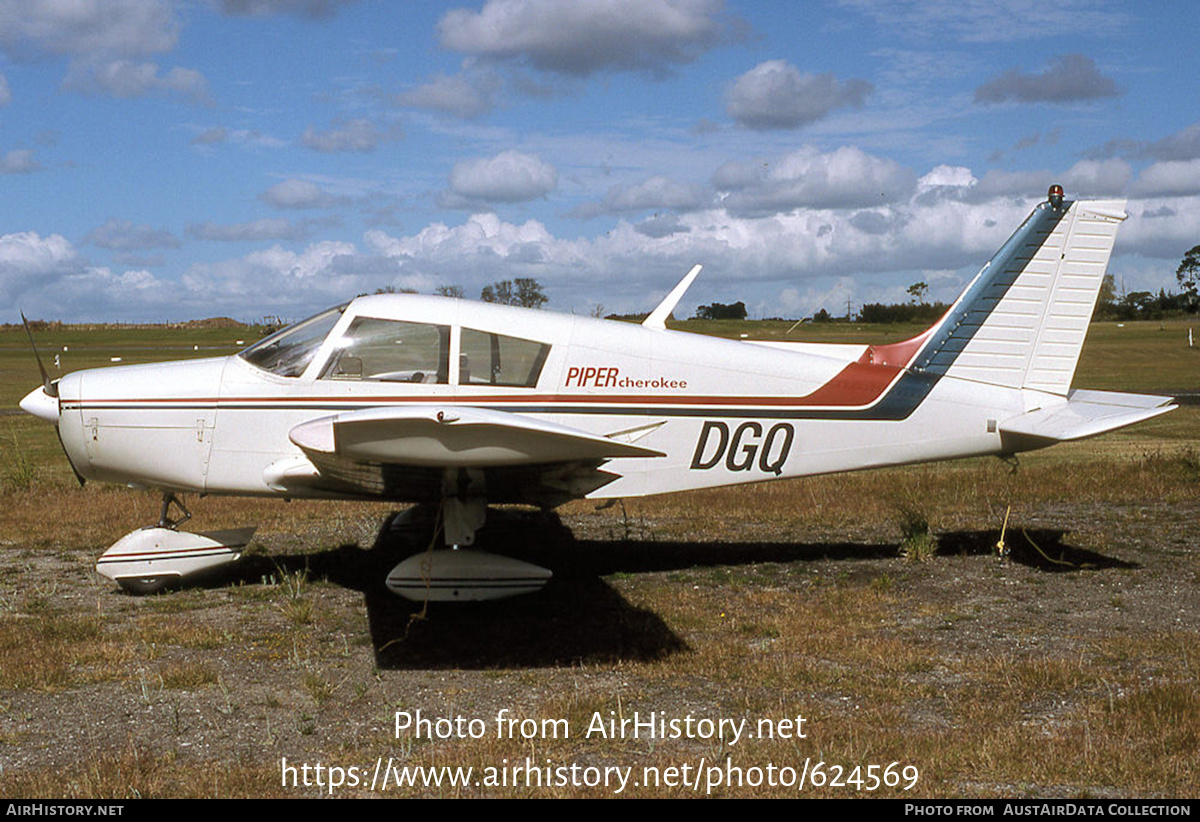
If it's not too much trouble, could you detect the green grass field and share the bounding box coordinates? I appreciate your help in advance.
[3,316,1196,486]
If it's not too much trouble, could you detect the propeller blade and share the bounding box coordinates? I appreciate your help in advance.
[20,311,58,398]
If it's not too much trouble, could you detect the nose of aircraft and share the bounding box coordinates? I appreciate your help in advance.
[19,384,60,423]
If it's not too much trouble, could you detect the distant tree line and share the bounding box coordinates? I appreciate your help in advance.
[1092,242,1199,320]
[856,300,950,324]
[693,301,747,321]
[361,278,549,308]
[1094,280,1194,321]
[480,278,547,309]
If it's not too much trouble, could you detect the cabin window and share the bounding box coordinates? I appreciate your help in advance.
[459,328,550,388]
[239,304,346,378]
[321,317,450,384]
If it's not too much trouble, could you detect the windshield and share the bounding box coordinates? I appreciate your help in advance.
[238,304,346,377]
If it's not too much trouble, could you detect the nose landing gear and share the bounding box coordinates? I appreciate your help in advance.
[96,492,253,594]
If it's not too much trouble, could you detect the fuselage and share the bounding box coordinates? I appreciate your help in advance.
[35,293,1024,503]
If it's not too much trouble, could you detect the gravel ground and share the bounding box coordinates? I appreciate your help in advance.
[1,496,1197,797]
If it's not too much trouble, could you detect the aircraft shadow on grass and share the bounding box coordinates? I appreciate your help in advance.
[175,507,1137,670]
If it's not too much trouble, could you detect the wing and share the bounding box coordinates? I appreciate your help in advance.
[267,405,664,504]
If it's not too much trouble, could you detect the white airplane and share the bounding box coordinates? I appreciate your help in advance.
[19,188,1176,599]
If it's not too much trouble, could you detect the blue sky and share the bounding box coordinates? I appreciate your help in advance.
[1,0,1197,323]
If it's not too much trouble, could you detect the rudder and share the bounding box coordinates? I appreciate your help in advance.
[913,196,1126,396]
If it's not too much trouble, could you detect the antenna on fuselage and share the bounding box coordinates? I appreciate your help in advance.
[643,264,702,330]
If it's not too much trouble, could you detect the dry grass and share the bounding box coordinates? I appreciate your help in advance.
[1,324,1197,798]
[158,661,220,690]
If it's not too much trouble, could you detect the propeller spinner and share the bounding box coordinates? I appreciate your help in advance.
[18,312,61,423]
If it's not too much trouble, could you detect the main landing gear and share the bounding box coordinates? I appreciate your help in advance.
[384,469,553,603]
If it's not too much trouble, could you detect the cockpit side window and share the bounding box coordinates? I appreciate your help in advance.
[320,317,450,384]
[459,328,550,388]
[238,304,345,378]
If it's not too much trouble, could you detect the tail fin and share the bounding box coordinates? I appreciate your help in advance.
[913,197,1126,395]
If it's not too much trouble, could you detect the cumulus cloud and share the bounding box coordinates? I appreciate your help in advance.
[725,60,872,130]
[918,165,977,189]
[243,241,359,280]
[217,0,357,18]
[1141,206,1175,220]
[172,238,421,317]
[364,214,595,294]
[838,0,1128,45]
[928,163,1128,204]
[635,215,690,238]
[359,194,1045,311]
[574,175,711,217]
[0,231,78,305]
[1132,160,1200,198]
[1059,158,1131,196]
[301,119,397,153]
[62,59,211,103]
[437,0,729,77]
[0,149,38,174]
[1087,124,1200,166]
[0,2,213,102]
[395,70,501,119]
[186,217,338,242]
[0,0,179,58]
[713,145,917,216]
[445,150,558,206]
[191,127,228,146]
[222,129,287,150]
[35,179,1197,321]
[965,168,1053,201]
[1118,197,1200,260]
[259,179,335,209]
[367,215,553,261]
[84,218,180,251]
[974,54,1119,105]
[1135,123,1200,162]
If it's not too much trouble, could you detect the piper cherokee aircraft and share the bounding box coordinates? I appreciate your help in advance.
[19,187,1176,599]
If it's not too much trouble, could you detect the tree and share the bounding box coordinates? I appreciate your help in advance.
[480,280,512,304]
[480,278,547,309]
[1176,245,1200,312]
[694,301,747,321]
[1118,290,1155,320]
[907,281,929,305]
[1094,273,1117,319]
[514,278,548,309]
[436,284,465,299]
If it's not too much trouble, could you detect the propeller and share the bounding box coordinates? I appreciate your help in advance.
[18,312,82,484]
[20,311,58,398]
